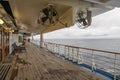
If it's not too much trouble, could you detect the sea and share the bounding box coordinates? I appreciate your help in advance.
[44,39,120,52]
[31,38,120,77]
[32,38,120,52]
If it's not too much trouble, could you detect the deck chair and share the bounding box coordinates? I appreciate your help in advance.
[12,43,26,54]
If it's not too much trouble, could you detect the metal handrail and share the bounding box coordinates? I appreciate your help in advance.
[45,42,120,54]
[43,42,120,80]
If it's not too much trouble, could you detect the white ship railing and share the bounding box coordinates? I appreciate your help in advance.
[42,42,120,80]
[30,39,120,80]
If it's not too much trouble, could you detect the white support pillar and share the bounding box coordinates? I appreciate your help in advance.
[31,33,34,41]
[40,33,43,48]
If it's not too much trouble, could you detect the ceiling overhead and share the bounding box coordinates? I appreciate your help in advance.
[8,0,74,34]
[4,0,119,34]
[0,3,15,29]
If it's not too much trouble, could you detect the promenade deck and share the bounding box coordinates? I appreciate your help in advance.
[11,42,106,80]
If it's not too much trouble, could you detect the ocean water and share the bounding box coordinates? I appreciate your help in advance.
[44,39,120,53]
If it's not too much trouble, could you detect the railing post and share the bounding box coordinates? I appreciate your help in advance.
[55,44,58,53]
[64,46,66,58]
[56,44,58,53]
[68,47,69,59]
[51,43,52,51]
[49,43,53,51]
[92,50,96,72]
[53,43,55,52]
[50,43,52,51]
[51,43,53,52]
[46,43,48,50]
[72,48,74,61]
[77,48,83,64]
[114,54,117,80]
[48,43,50,50]
[57,44,59,54]
[55,44,57,53]
[58,44,60,55]
[77,48,79,63]
[52,43,54,52]
[46,43,48,49]
[53,44,55,53]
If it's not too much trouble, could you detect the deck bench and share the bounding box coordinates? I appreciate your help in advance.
[12,43,26,54]
[0,64,11,80]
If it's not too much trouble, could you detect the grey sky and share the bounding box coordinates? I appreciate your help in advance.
[35,8,120,39]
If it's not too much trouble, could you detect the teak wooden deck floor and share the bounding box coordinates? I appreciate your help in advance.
[13,43,106,80]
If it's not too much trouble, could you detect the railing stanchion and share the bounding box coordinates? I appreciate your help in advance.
[51,43,52,51]
[53,44,54,52]
[58,44,60,55]
[49,43,50,50]
[92,50,96,72]
[77,48,79,63]
[72,48,74,61]
[51,43,53,52]
[52,44,53,52]
[64,46,66,58]
[56,44,58,54]
[114,54,117,80]
[50,43,52,51]
[68,47,70,59]
[78,48,83,64]
[54,44,55,52]
[55,44,57,53]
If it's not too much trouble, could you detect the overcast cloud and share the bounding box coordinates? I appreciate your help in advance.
[39,8,120,39]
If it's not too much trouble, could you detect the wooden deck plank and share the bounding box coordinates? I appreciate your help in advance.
[13,42,106,80]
